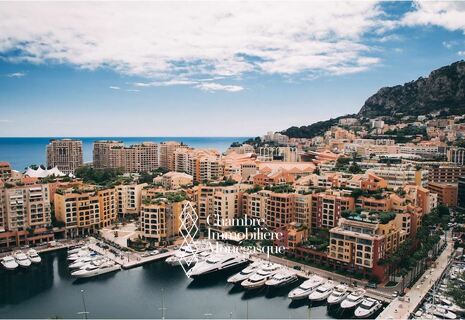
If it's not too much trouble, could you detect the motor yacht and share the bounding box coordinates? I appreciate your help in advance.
[308,280,336,302]
[288,275,325,300]
[327,284,350,305]
[241,263,281,290]
[68,245,88,255]
[265,270,298,288]
[1,255,19,270]
[27,249,41,264]
[166,243,212,266]
[68,249,92,261]
[354,298,382,318]
[227,261,263,284]
[187,254,248,278]
[71,260,120,278]
[13,251,31,267]
[340,289,366,310]
[69,256,101,269]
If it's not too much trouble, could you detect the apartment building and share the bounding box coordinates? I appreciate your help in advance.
[54,184,117,237]
[429,182,458,207]
[447,147,465,165]
[366,165,428,189]
[311,190,355,231]
[0,162,12,180]
[0,183,53,248]
[93,141,159,173]
[459,177,465,209]
[428,165,465,183]
[265,193,296,230]
[189,155,222,182]
[46,139,83,174]
[194,184,251,229]
[140,199,186,245]
[329,216,407,281]
[159,141,182,171]
[242,190,271,222]
[115,183,147,217]
[155,172,193,189]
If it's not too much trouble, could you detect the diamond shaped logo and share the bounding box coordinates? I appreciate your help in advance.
[179,201,199,277]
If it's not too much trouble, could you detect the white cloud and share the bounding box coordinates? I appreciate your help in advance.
[109,86,120,90]
[6,72,26,78]
[458,51,465,57]
[0,1,388,88]
[0,119,12,123]
[195,82,244,92]
[126,89,140,92]
[402,1,465,33]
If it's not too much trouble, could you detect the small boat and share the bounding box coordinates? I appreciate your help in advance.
[187,254,248,278]
[265,270,298,288]
[71,260,120,278]
[165,246,197,266]
[241,263,281,290]
[227,261,263,284]
[27,249,41,264]
[308,280,336,302]
[327,284,350,305]
[13,251,31,267]
[1,256,19,270]
[340,289,366,310]
[288,275,325,300]
[354,298,382,318]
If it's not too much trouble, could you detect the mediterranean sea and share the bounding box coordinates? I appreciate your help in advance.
[0,250,340,319]
[0,137,249,171]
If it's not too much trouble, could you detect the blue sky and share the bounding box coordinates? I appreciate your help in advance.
[0,1,465,137]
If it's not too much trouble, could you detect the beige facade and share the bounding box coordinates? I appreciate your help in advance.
[93,141,159,173]
[115,183,147,216]
[55,184,117,237]
[0,183,53,248]
[46,139,83,174]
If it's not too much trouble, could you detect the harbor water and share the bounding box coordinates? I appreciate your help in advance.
[0,250,353,319]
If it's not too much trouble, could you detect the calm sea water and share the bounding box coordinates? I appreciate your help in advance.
[0,250,339,319]
[0,137,249,171]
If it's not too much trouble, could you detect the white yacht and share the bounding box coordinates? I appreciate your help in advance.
[69,256,101,269]
[425,305,457,319]
[241,263,281,290]
[327,284,350,305]
[308,280,336,302]
[27,249,41,264]
[187,254,248,278]
[68,249,91,261]
[71,260,120,278]
[288,275,325,300]
[265,270,298,288]
[13,251,31,267]
[1,255,19,270]
[68,245,88,255]
[227,261,263,284]
[354,298,382,318]
[165,244,211,266]
[340,289,366,309]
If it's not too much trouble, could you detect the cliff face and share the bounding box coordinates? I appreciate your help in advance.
[358,60,465,118]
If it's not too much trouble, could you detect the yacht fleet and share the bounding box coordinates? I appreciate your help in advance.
[65,245,121,279]
[1,250,41,270]
[165,243,384,318]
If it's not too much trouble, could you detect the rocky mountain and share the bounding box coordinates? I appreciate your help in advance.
[358,60,465,118]
[280,60,465,139]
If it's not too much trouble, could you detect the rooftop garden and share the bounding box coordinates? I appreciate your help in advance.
[341,210,397,224]
[265,183,295,193]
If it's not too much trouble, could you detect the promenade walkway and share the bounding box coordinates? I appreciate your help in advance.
[376,241,454,320]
